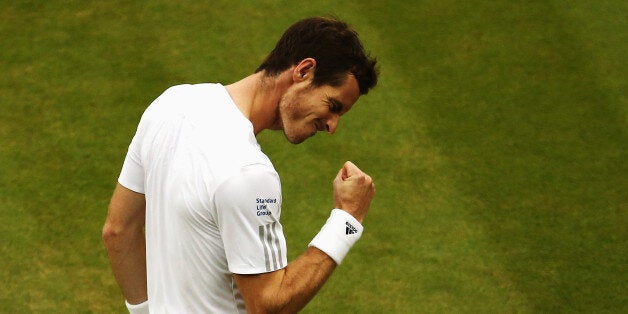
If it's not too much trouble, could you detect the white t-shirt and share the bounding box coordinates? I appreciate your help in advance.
[118,83,288,313]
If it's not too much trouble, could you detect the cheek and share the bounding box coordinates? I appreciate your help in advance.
[281,95,309,121]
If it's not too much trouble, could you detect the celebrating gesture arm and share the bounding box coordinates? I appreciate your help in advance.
[234,161,375,313]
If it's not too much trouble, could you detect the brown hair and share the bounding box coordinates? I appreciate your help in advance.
[256,17,378,95]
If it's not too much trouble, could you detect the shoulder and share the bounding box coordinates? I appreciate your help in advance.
[151,83,222,109]
[214,163,281,202]
[218,163,280,194]
[139,83,228,124]
[161,83,220,95]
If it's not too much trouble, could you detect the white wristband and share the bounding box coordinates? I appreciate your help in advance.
[125,300,149,314]
[309,209,364,265]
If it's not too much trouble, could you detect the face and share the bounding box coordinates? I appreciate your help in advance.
[275,74,361,144]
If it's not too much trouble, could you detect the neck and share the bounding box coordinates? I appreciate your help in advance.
[225,71,291,135]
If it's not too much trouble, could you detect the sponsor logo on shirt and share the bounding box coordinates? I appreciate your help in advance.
[256,198,276,216]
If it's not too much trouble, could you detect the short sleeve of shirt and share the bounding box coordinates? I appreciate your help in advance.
[214,164,287,275]
[118,133,145,194]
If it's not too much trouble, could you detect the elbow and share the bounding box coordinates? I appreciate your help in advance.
[245,303,289,314]
[102,220,141,249]
[246,291,295,314]
[102,221,120,248]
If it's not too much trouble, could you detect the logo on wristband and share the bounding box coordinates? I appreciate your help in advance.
[345,222,358,235]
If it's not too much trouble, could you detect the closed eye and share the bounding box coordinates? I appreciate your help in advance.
[327,97,344,114]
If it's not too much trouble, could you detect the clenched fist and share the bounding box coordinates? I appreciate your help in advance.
[333,161,375,223]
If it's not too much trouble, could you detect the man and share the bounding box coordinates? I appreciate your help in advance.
[103,16,378,313]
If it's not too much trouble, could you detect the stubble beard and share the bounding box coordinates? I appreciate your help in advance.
[277,94,310,144]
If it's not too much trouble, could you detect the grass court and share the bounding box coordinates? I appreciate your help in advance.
[0,1,626,312]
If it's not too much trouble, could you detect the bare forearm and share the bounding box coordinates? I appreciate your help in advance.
[275,247,337,313]
[235,247,337,314]
[103,226,147,304]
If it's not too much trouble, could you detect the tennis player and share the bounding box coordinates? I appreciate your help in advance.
[103,16,378,313]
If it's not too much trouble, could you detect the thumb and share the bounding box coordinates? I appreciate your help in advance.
[342,161,361,179]
[335,164,348,182]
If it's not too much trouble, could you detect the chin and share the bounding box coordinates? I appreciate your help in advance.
[284,131,312,144]
[286,135,307,145]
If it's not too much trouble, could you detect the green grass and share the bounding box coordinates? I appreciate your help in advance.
[1,1,626,312]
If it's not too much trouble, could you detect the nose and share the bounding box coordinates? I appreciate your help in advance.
[325,116,339,134]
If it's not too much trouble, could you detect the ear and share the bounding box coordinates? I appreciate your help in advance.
[292,58,317,83]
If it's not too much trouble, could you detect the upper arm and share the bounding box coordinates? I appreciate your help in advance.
[104,183,146,232]
[233,270,285,314]
[213,164,287,274]
[233,247,336,314]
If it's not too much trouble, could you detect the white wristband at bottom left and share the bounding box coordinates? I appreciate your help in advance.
[126,300,149,314]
